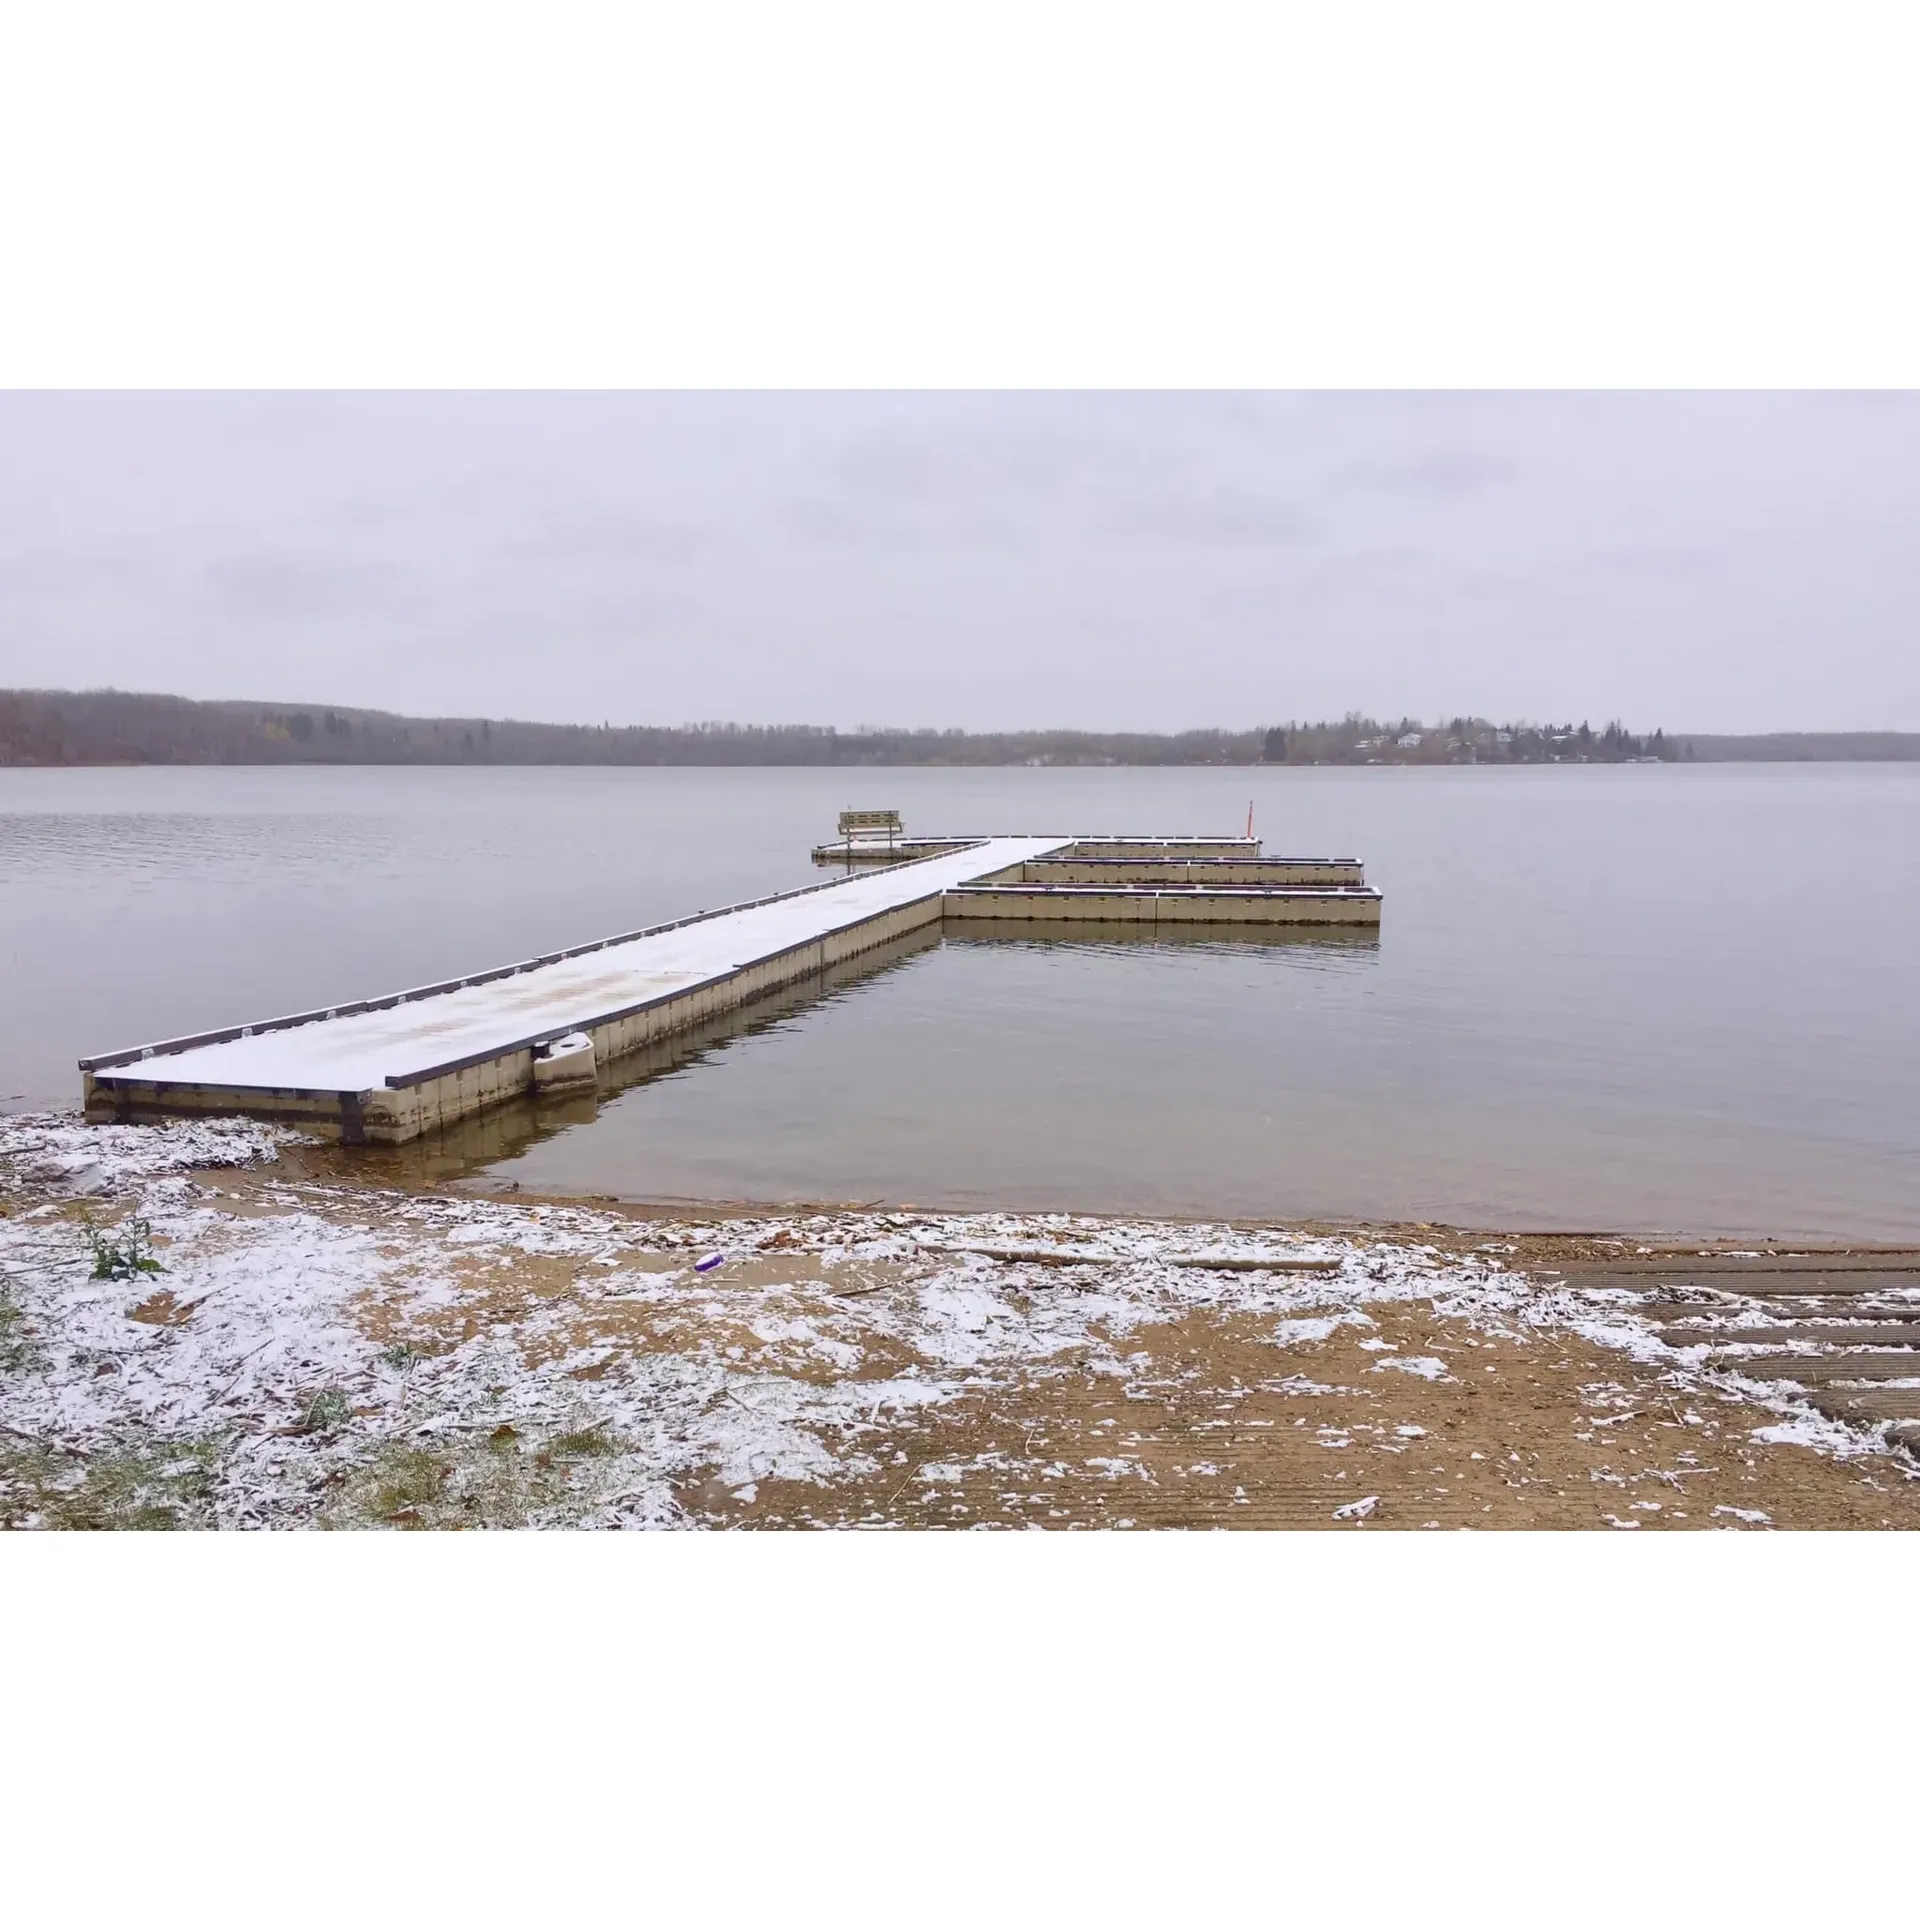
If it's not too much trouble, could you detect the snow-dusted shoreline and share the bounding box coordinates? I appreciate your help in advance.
[0,1113,1902,1528]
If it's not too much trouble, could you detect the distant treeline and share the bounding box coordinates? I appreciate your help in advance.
[1263,716,1682,765]
[2,688,1917,768]
[1676,732,1920,761]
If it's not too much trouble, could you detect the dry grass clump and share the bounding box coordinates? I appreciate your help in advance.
[0,1435,219,1531]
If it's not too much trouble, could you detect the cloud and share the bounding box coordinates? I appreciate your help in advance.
[2,392,1914,731]
[1330,448,1516,499]
[778,495,1025,554]
[832,424,1097,507]
[1552,542,1713,584]
[1088,487,1314,548]
[1800,390,1920,416]
[781,404,1271,555]
[203,552,417,619]
[777,499,937,552]
[1302,544,1432,585]
[497,515,720,565]
[0,540,157,602]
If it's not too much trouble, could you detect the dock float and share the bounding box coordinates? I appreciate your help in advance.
[814,832,1262,865]
[82,825,1382,1144]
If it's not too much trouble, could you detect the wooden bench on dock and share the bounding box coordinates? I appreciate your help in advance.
[838,808,903,848]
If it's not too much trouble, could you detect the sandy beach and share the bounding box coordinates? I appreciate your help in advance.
[2,1112,1913,1530]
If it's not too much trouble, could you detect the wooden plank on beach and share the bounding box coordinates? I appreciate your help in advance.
[1708,1352,1920,1381]
[1656,1322,1920,1348]
[1633,1300,1920,1323]
[943,1244,1117,1267]
[1809,1388,1920,1420]
[934,1244,1344,1273]
[1562,1271,1920,1296]
[1552,1256,1920,1280]
[1595,1247,1920,1260]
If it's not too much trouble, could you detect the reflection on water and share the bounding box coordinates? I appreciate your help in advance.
[5,762,1918,1235]
[398,921,1380,1188]
[387,921,948,1182]
[1,812,429,907]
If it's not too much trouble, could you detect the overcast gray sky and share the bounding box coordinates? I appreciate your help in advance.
[1,391,1914,732]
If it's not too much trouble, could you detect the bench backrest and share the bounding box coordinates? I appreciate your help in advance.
[838,809,903,839]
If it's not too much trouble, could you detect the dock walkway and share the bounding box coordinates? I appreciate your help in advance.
[83,828,1383,1144]
[84,837,1069,1141]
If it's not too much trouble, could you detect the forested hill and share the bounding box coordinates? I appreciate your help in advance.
[2,688,1915,768]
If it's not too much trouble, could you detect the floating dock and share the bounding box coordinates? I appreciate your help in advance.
[813,833,1261,865]
[83,828,1382,1144]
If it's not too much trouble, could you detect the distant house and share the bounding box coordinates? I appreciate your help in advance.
[1397,731,1423,749]
[1495,730,1512,743]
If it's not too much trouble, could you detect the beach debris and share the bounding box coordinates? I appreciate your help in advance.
[1170,1252,1343,1273]
[943,1243,1115,1267]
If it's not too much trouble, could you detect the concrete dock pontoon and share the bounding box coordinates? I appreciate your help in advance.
[945,883,1382,925]
[83,825,1382,1144]
[813,833,1261,865]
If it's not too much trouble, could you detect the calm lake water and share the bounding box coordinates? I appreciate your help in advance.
[3,763,1916,1236]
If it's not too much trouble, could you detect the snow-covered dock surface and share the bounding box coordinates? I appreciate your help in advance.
[87,836,1069,1094]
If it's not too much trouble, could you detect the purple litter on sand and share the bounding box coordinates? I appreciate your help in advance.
[695,1254,725,1273]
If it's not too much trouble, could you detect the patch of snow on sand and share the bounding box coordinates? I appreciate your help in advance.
[0,1115,292,1195]
[1373,1355,1449,1380]
[1271,1317,1343,1346]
